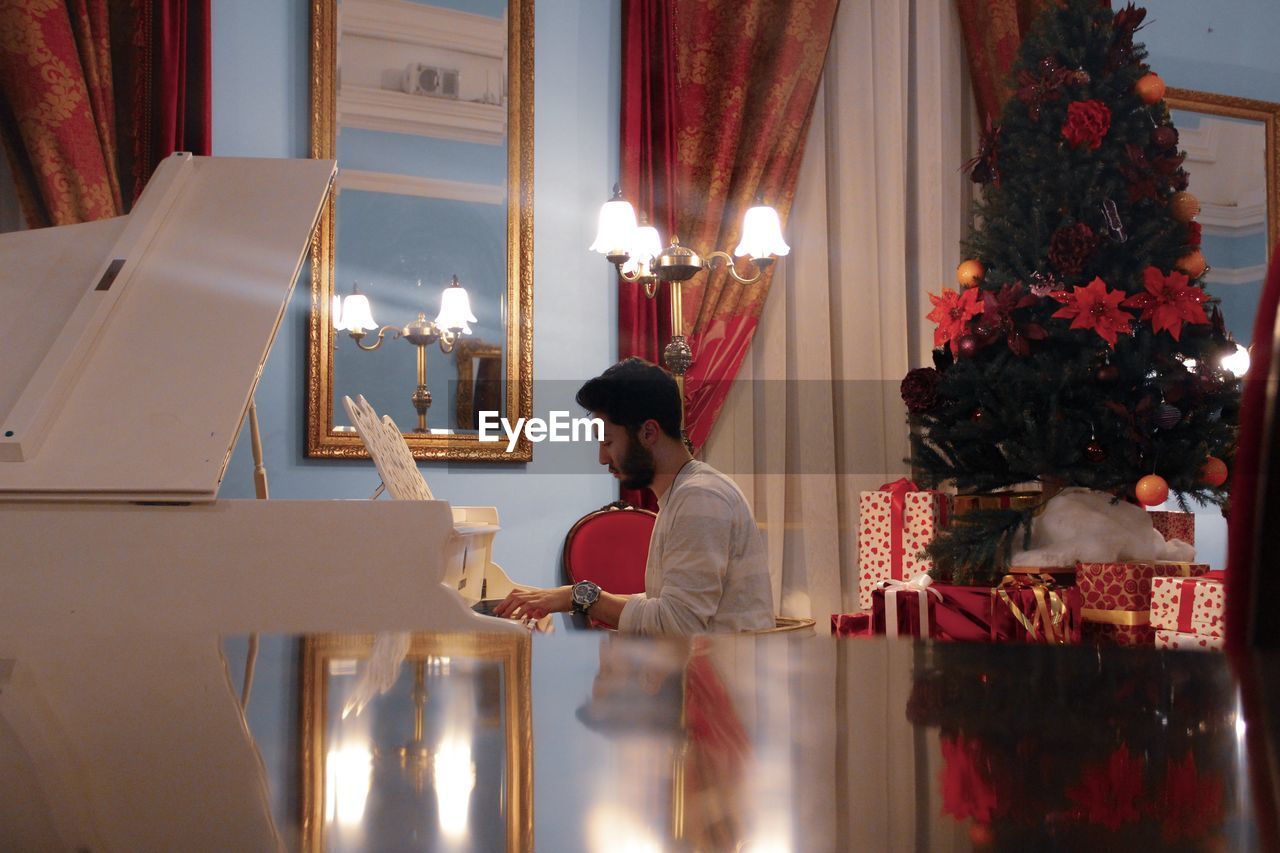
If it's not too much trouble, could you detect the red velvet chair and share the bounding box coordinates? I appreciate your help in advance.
[562,500,657,596]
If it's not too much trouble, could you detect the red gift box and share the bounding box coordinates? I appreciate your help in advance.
[857,479,950,610]
[1077,561,1209,646]
[831,612,874,637]
[1151,571,1225,637]
[871,577,1083,644]
[1148,510,1195,546]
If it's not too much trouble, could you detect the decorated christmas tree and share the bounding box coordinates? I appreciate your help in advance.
[905,0,1241,583]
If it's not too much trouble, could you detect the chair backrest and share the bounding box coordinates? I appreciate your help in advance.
[562,501,657,595]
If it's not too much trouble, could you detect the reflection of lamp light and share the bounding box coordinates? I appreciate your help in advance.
[334,276,475,432]
[590,187,790,443]
[325,743,373,826]
[433,736,476,841]
[1222,342,1251,378]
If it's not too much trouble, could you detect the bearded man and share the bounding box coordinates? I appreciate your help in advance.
[494,358,774,634]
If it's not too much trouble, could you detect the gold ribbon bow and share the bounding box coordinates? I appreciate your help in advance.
[992,574,1069,644]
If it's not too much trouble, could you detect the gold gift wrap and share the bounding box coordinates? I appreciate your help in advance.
[952,492,1048,516]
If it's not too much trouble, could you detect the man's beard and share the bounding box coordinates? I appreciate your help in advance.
[616,435,656,490]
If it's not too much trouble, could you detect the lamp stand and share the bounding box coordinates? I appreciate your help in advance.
[411,340,432,433]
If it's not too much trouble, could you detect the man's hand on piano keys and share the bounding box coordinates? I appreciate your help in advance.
[493,585,573,621]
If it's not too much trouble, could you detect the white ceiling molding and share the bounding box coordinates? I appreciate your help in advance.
[342,0,505,59]
[1204,263,1267,286]
[339,85,505,144]
[340,168,505,206]
[1198,200,1266,232]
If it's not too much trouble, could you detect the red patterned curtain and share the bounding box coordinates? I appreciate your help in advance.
[0,0,209,229]
[956,0,1112,123]
[618,0,837,486]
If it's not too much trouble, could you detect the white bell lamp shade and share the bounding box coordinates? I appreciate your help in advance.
[589,198,638,257]
[1222,342,1250,379]
[734,205,791,259]
[436,280,478,334]
[621,224,663,277]
[340,292,377,333]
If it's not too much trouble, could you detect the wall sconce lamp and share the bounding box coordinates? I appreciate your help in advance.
[333,275,477,432]
[590,184,789,436]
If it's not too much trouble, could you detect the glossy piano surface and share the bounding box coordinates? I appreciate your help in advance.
[4,621,1277,852]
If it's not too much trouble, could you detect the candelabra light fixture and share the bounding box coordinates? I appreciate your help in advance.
[333,275,477,432]
[589,184,790,436]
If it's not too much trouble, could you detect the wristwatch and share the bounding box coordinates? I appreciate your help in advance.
[570,580,601,615]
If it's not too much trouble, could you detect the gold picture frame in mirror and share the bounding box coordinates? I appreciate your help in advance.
[300,632,532,851]
[306,0,534,461]
[1164,88,1279,332]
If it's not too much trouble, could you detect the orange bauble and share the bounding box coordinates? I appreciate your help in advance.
[1135,72,1166,104]
[1201,456,1229,487]
[957,259,985,288]
[1170,191,1201,222]
[1136,474,1170,507]
[1176,249,1207,277]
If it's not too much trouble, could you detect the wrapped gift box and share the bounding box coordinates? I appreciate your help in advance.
[831,612,874,637]
[1155,628,1225,651]
[1151,572,1225,637]
[857,480,950,610]
[1148,510,1195,546]
[1077,561,1210,646]
[871,579,1082,644]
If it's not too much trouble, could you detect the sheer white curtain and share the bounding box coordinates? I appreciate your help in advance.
[704,0,974,617]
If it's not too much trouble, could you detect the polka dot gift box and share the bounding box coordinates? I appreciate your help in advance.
[1155,628,1225,651]
[1151,571,1225,639]
[857,479,951,611]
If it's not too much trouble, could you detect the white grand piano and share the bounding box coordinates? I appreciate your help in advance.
[0,154,524,850]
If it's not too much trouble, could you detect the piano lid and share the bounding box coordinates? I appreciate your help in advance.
[0,153,336,502]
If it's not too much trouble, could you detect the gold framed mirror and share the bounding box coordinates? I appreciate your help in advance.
[1164,88,1279,339]
[306,0,534,461]
[300,632,532,851]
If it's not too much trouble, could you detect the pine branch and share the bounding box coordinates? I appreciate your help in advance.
[926,508,1037,586]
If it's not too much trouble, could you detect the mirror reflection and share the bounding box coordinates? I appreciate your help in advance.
[307,0,533,461]
[302,632,532,852]
[1165,88,1280,342]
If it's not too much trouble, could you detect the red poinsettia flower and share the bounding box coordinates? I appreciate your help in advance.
[928,287,982,352]
[1122,267,1209,341]
[1066,744,1145,830]
[940,735,1003,824]
[980,283,1047,356]
[1153,752,1224,843]
[1050,276,1134,347]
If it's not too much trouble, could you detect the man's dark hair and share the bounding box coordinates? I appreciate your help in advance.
[575,357,682,439]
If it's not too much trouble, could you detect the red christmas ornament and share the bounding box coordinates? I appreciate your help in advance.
[971,408,985,423]
[1136,474,1169,507]
[1200,456,1228,487]
[1136,73,1166,104]
[956,335,979,359]
[1085,440,1106,463]
[1151,126,1178,149]
[1095,364,1120,383]
[969,823,995,849]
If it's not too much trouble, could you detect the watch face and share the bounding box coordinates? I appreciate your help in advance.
[573,582,599,608]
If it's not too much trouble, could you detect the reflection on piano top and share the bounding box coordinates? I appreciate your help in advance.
[1,626,1275,852]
